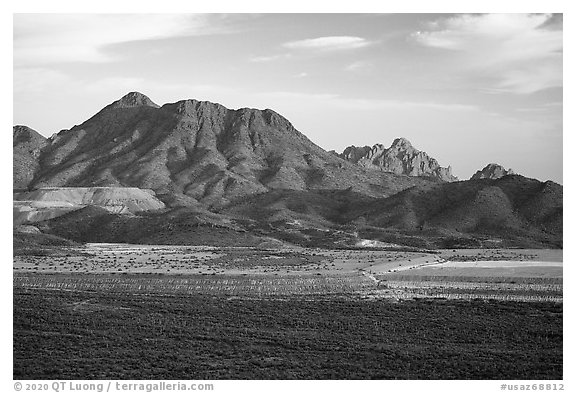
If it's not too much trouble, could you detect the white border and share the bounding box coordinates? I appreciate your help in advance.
[4,2,572,391]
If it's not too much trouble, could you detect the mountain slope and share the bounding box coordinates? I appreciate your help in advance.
[342,175,562,247]
[339,138,457,182]
[35,175,562,248]
[35,206,267,247]
[13,125,48,189]
[30,92,435,207]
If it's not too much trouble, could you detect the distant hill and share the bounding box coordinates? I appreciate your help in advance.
[36,175,562,249]
[471,163,515,180]
[13,228,84,256]
[338,138,457,182]
[341,175,562,248]
[13,125,48,189]
[35,206,267,247]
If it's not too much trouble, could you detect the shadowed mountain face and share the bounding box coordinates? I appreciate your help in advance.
[36,176,563,249]
[471,163,515,180]
[340,175,562,248]
[13,126,48,189]
[29,92,434,207]
[339,138,457,182]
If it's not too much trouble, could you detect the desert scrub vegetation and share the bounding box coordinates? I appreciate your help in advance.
[13,273,374,296]
[14,286,562,380]
[372,276,562,302]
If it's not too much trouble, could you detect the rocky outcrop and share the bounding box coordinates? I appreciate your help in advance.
[471,163,515,180]
[340,138,457,182]
[13,125,49,189]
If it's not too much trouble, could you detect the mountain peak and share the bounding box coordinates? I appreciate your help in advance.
[110,92,159,109]
[390,137,413,149]
[471,163,515,180]
[338,138,457,182]
[13,125,47,145]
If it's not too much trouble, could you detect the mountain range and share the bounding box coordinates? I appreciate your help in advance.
[16,92,437,206]
[13,92,563,249]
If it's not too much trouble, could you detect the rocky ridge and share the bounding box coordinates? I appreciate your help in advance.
[13,125,48,189]
[339,138,457,182]
[471,163,515,180]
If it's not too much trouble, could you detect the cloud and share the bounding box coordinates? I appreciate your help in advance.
[412,14,562,94]
[282,36,371,51]
[257,90,478,113]
[344,61,372,72]
[14,14,228,65]
[250,53,292,63]
[254,36,372,64]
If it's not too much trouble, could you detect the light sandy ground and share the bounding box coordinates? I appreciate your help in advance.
[362,255,446,274]
[386,249,563,279]
[437,261,562,268]
[388,265,563,279]
[13,244,562,280]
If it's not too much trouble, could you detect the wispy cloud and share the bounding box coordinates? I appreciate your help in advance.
[258,91,479,113]
[344,61,372,72]
[14,14,229,65]
[412,14,562,94]
[283,36,372,51]
[250,53,292,63]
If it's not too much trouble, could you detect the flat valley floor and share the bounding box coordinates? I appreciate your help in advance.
[13,246,563,379]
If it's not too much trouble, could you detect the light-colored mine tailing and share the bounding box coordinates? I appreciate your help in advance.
[13,187,165,225]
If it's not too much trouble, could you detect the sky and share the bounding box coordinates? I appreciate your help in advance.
[13,13,563,183]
